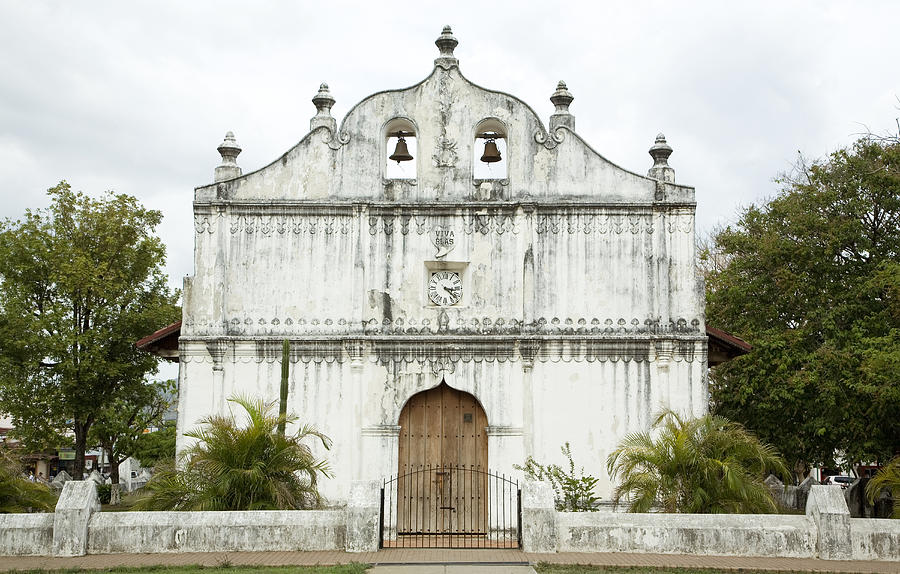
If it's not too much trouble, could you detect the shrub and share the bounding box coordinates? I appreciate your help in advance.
[515,442,600,511]
[96,483,112,504]
[0,448,57,512]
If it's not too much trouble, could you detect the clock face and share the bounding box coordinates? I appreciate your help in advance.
[428,271,462,306]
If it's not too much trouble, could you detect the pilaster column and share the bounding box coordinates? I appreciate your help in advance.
[206,339,227,413]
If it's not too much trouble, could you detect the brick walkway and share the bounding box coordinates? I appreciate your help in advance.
[0,549,897,573]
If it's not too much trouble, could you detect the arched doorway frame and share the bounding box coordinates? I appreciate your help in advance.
[396,377,489,474]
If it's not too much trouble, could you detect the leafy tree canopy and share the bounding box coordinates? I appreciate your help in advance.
[706,137,900,475]
[131,419,177,468]
[0,182,180,478]
[90,379,174,503]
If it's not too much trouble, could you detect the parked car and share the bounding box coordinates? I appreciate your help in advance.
[824,475,854,488]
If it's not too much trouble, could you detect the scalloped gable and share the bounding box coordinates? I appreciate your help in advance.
[196,29,694,206]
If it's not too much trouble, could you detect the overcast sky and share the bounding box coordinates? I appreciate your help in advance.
[2,1,898,295]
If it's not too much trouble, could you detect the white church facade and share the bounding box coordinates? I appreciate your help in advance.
[139,27,748,508]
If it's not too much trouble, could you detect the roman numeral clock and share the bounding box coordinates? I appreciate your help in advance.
[428,270,462,306]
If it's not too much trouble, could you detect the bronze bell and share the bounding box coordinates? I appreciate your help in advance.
[389,137,413,163]
[481,139,502,163]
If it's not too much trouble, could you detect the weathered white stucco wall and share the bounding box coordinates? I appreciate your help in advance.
[178,27,707,505]
[557,512,817,557]
[520,482,900,562]
[87,510,346,554]
[0,514,54,556]
[850,518,900,561]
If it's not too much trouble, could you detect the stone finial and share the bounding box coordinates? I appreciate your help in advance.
[434,25,459,69]
[648,133,675,183]
[549,81,575,131]
[310,82,337,133]
[215,131,242,182]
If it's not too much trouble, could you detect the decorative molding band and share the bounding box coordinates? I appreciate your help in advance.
[535,213,662,235]
[194,215,217,234]
[201,211,694,237]
[193,204,696,236]
[179,336,705,366]
[362,316,702,337]
[182,315,703,338]
[194,201,697,213]
[227,214,354,236]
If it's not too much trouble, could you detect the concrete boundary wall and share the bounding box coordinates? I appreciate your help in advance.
[521,482,900,562]
[0,480,380,557]
[0,514,54,556]
[87,510,346,554]
[2,481,899,561]
[556,512,817,558]
[851,518,900,561]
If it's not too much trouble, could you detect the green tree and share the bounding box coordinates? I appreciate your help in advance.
[866,456,900,518]
[707,138,900,477]
[135,395,332,511]
[607,409,788,514]
[0,447,56,513]
[0,182,180,479]
[89,379,173,504]
[131,420,177,468]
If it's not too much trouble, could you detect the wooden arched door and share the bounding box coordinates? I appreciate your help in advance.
[396,381,488,534]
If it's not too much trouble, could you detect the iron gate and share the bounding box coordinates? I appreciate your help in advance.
[379,465,521,548]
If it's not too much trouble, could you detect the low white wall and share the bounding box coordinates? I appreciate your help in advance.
[851,518,900,561]
[557,512,817,558]
[87,510,346,554]
[0,514,54,556]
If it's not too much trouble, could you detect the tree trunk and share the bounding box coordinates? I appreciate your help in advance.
[109,456,121,505]
[73,420,90,480]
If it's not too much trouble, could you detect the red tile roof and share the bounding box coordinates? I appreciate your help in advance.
[136,320,181,350]
[706,325,752,353]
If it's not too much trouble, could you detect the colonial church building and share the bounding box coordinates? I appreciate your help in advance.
[140,27,748,509]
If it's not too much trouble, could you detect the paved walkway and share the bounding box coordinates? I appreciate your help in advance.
[0,549,897,573]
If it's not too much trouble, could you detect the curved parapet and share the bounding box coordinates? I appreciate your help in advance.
[195,27,694,206]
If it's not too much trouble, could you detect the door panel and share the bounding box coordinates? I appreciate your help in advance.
[397,382,487,534]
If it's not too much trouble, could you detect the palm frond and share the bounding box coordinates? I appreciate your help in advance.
[137,395,332,511]
[607,409,786,514]
[866,456,900,518]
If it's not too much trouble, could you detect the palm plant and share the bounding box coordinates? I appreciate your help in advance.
[135,395,332,510]
[865,456,899,518]
[0,448,56,513]
[607,409,788,514]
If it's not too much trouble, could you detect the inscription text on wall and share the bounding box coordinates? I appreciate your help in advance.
[430,226,456,258]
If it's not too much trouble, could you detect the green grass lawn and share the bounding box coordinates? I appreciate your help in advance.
[8,566,369,574]
[534,566,814,574]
